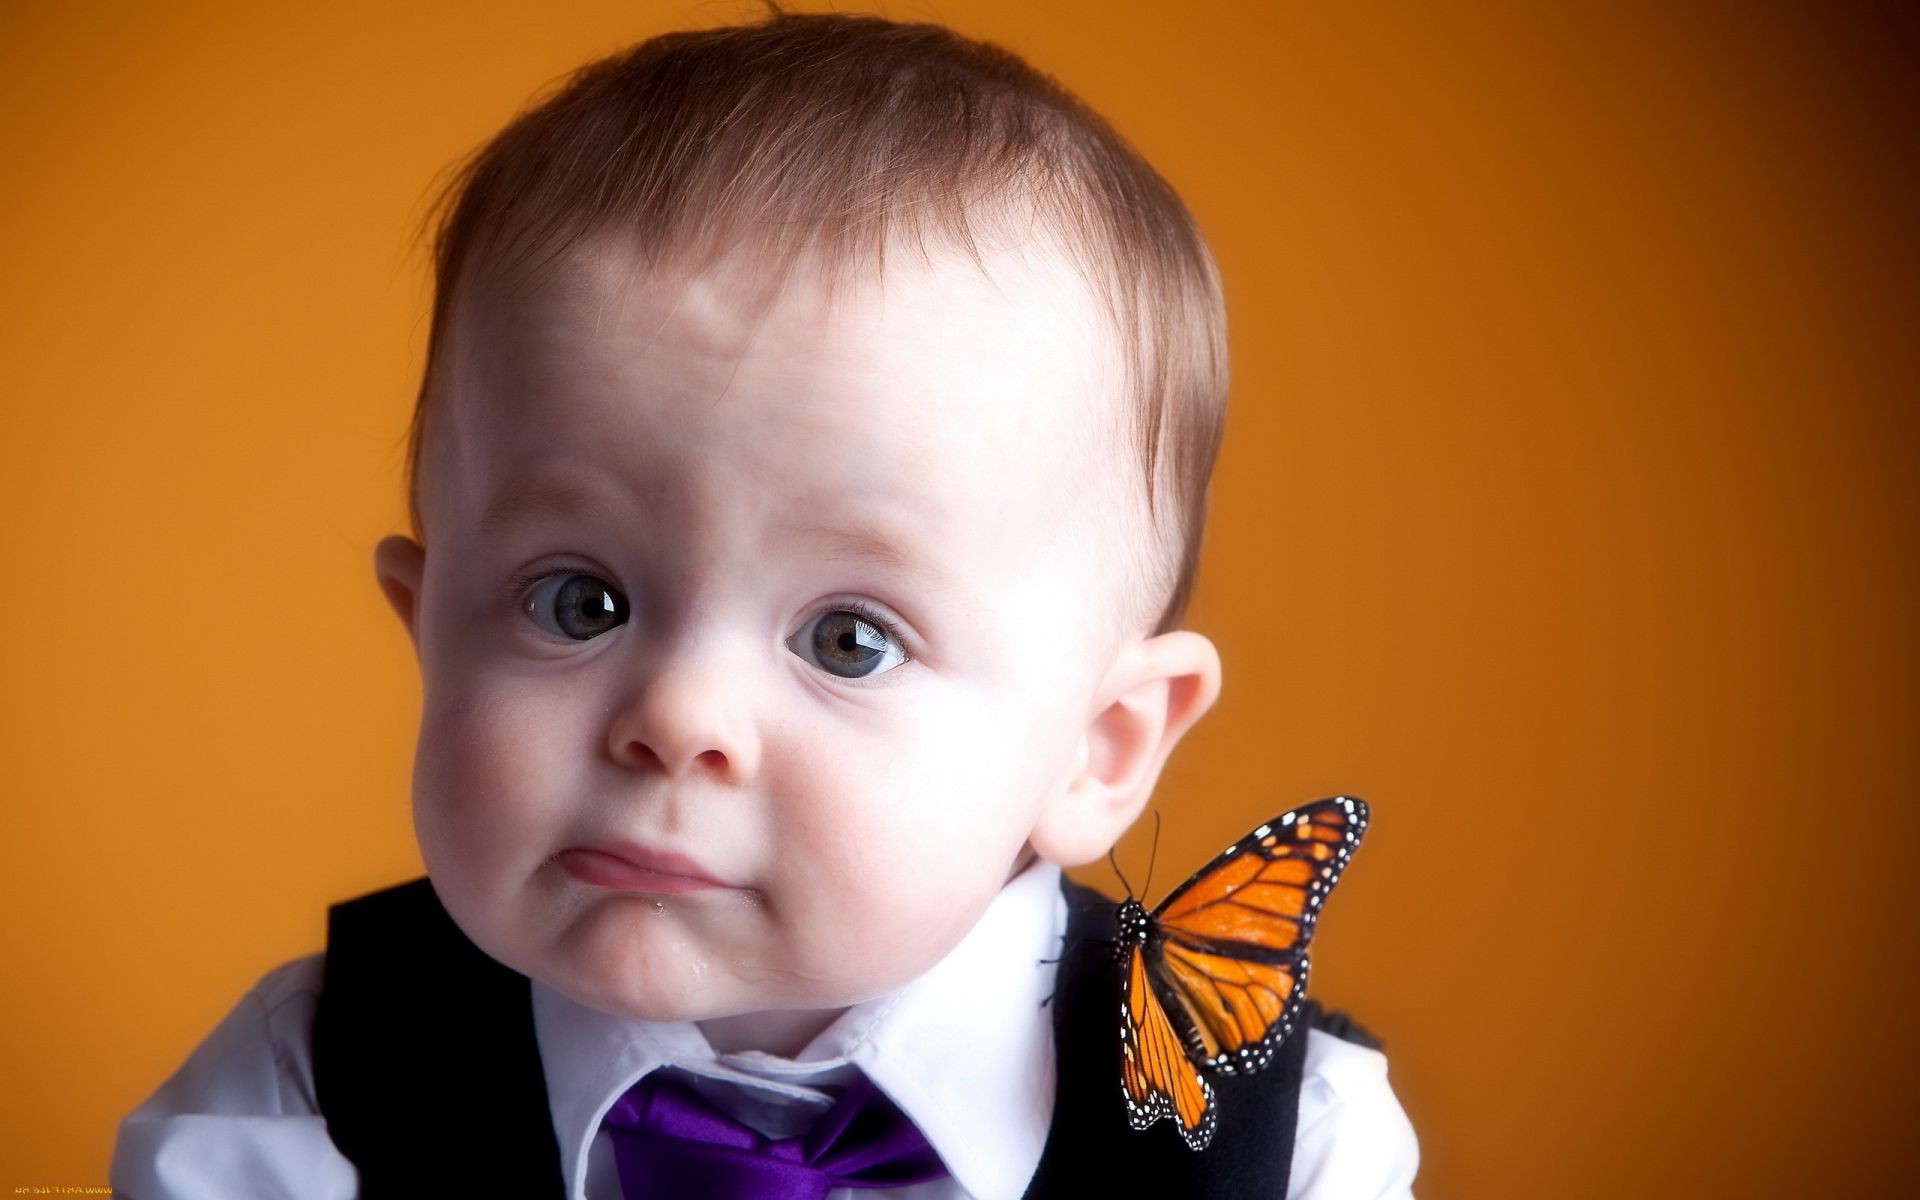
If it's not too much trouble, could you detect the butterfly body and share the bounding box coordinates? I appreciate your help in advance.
[1113,796,1369,1152]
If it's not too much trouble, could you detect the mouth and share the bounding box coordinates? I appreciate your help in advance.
[553,841,735,895]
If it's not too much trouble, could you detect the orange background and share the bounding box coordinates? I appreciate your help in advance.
[3,1,1914,1194]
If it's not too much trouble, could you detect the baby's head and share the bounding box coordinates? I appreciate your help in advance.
[372,10,1228,1049]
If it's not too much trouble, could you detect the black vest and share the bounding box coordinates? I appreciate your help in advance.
[312,876,1378,1198]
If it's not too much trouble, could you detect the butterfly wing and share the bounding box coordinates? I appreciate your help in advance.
[1119,939,1218,1151]
[1147,796,1369,1076]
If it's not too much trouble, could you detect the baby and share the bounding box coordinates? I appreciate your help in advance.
[113,9,1418,1198]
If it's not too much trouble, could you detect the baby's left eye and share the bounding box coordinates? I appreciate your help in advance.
[787,606,909,681]
[523,572,630,641]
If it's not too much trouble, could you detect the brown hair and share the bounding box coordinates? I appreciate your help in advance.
[404,4,1228,637]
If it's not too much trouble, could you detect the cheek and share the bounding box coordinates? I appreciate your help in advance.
[759,695,1062,997]
[410,663,584,885]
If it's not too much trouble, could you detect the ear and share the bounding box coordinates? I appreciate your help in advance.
[372,534,427,653]
[1029,630,1223,868]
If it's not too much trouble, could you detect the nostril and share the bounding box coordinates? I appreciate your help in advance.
[613,738,667,771]
[612,738,735,779]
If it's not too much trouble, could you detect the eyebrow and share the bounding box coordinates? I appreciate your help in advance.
[478,476,971,607]
[478,476,617,535]
[785,521,969,607]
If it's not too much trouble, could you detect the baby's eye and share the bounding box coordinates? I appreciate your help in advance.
[523,572,630,641]
[787,604,909,681]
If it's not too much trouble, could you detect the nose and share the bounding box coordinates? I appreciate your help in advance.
[605,641,760,783]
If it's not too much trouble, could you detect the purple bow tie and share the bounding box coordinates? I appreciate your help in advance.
[603,1069,951,1200]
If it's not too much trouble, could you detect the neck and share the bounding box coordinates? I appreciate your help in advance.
[697,1005,850,1057]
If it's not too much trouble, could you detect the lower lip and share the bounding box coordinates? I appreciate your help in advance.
[555,849,729,894]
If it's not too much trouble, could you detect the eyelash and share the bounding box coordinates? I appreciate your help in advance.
[503,564,568,610]
[827,598,911,654]
[503,567,912,660]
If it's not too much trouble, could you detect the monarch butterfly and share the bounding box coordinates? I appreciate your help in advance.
[1112,795,1369,1151]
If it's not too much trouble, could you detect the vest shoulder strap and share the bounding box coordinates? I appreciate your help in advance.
[311,876,565,1199]
[1022,879,1317,1197]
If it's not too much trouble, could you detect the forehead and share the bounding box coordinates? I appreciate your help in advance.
[426,227,1131,578]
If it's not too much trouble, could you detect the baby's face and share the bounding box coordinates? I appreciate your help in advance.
[391,228,1141,1033]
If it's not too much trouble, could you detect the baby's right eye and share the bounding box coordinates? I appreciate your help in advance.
[523,572,630,641]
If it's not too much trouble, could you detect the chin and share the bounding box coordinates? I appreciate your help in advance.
[562,978,721,1023]
[544,929,735,1021]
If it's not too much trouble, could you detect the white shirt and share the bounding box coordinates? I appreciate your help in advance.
[112,860,1419,1199]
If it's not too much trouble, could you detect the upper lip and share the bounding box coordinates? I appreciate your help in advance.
[574,839,732,887]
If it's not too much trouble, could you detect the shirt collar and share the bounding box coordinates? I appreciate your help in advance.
[532,857,1066,1200]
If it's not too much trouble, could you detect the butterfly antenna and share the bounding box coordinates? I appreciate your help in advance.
[1107,845,1135,900]
[1142,809,1163,902]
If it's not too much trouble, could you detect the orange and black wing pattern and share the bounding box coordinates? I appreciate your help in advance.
[1118,933,1218,1150]
[1115,796,1369,1150]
